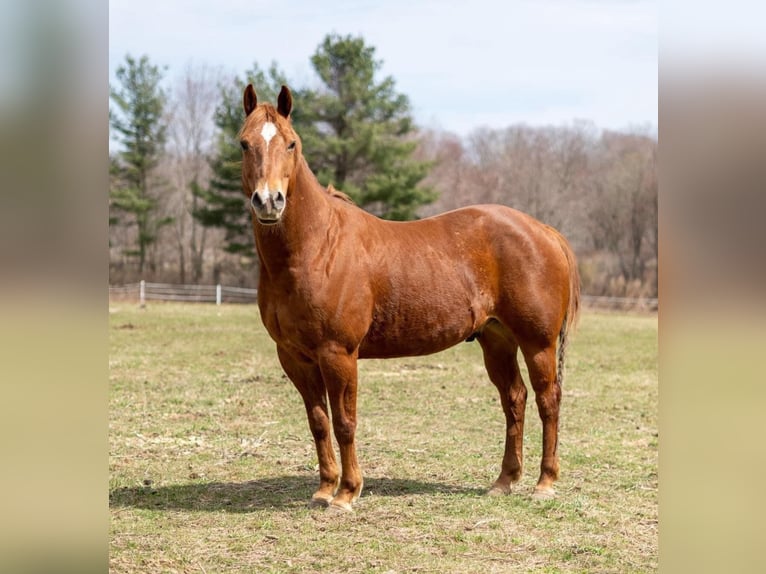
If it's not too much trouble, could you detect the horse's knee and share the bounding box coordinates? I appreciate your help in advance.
[310,424,330,442]
[332,417,356,444]
[305,405,331,438]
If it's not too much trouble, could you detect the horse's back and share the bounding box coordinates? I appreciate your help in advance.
[419,204,571,281]
[348,203,574,355]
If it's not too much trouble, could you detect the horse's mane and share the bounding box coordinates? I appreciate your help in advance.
[326,184,355,205]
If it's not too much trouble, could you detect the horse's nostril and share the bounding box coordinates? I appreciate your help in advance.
[251,191,265,209]
[274,191,286,209]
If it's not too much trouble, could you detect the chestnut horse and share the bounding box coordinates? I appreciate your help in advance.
[239,85,580,512]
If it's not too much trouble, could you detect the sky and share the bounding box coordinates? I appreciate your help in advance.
[109,0,658,136]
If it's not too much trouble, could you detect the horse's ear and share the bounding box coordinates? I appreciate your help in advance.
[243,84,257,116]
[277,85,292,118]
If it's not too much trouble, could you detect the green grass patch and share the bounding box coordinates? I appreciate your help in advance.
[110,303,657,573]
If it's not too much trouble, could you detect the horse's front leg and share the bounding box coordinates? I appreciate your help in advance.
[317,344,362,512]
[276,346,340,507]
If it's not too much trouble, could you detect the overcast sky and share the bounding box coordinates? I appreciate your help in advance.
[109,0,657,136]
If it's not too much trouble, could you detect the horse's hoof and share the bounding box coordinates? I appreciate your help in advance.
[531,487,556,501]
[327,500,354,514]
[487,484,511,497]
[309,494,332,508]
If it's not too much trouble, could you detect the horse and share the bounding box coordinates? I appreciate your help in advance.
[238,84,580,512]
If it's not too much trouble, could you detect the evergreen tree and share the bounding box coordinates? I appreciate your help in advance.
[299,34,435,219]
[109,54,170,273]
[195,35,435,255]
[193,63,286,254]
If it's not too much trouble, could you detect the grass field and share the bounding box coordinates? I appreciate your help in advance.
[109,302,657,573]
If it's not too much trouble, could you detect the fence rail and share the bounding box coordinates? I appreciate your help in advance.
[581,295,658,311]
[109,282,657,311]
[109,281,258,305]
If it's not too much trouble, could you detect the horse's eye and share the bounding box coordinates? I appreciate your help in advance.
[240,140,249,151]
[287,140,296,151]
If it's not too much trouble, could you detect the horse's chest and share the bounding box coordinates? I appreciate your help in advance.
[257,289,332,352]
[260,295,308,338]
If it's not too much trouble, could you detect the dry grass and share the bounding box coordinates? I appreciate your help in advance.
[109,303,657,573]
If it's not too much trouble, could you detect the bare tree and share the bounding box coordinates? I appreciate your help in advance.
[414,123,656,298]
[460,123,594,240]
[164,63,223,283]
[415,130,483,216]
[588,130,657,295]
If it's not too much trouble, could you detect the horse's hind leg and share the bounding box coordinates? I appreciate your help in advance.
[521,343,561,500]
[479,321,528,495]
[277,346,340,507]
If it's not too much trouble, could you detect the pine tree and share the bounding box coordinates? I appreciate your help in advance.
[109,54,170,273]
[195,36,435,256]
[299,34,435,219]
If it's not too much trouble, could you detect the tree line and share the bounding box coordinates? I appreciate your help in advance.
[417,122,657,298]
[109,34,657,298]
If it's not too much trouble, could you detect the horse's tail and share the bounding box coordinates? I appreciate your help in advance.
[551,228,581,388]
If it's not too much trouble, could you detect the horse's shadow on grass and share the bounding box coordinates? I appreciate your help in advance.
[109,475,485,513]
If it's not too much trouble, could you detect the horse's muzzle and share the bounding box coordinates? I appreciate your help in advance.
[251,189,286,224]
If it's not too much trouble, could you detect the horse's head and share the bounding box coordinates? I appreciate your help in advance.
[239,84,300,225]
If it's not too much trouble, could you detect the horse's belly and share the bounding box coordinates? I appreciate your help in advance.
[358,304,479,359]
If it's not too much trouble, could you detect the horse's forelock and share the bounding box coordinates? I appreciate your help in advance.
[260,104,278,123]
[240,104,289,139]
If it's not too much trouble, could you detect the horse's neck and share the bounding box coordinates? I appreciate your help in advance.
[254,157,334,279]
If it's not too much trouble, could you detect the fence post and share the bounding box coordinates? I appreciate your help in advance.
[139,280,146,308]
[216,284,222,306]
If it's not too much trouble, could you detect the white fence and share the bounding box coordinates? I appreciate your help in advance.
[581,295,657,312]
[109,282,656,311]
[109,281,258,305]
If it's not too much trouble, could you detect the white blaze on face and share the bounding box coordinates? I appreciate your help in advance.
[261,122,277,151]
